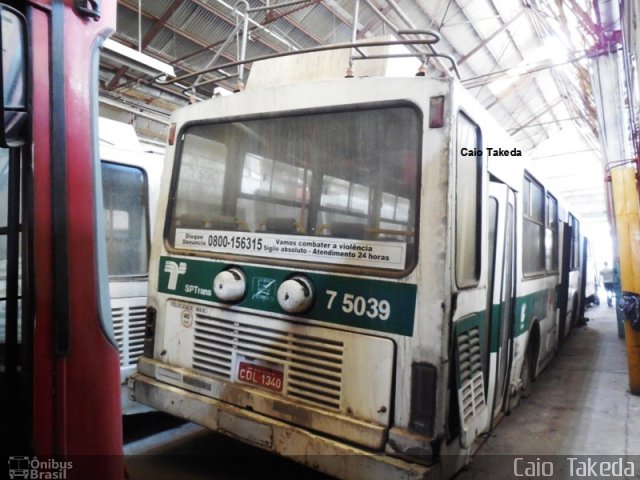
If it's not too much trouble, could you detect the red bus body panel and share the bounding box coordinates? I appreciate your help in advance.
[30,1,121,474]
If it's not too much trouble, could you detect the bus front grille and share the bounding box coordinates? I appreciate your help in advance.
[192,313,344,411]
[111,303,147,367]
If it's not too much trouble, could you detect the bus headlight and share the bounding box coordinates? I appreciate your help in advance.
[213,267,247,302]
[277,275,315,313]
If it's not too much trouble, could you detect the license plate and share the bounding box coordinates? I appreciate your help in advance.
[237,361,284,392]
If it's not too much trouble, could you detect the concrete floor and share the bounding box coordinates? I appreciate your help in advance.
[124,304,640,479]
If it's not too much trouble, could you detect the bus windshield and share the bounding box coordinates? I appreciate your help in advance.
[168,104,421,272]
[102,161,149,277]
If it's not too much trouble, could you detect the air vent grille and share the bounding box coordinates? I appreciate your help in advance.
[457,327,485,425]
[112,304,147,367]
[193,314,344,411]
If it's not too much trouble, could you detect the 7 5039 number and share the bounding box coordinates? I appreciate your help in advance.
[325,290,390,321]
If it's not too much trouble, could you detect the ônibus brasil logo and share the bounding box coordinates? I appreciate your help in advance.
[8,457,72,479]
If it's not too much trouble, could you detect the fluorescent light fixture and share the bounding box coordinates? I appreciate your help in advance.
[214,86,233,96]
[488,39,571,96]
[102,39,175,78]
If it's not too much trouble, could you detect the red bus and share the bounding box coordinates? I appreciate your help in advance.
[1,1,122,477]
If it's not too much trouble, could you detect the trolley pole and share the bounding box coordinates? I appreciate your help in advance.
[610,166,640,395]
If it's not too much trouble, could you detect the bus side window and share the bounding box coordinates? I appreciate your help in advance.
[455,113,482,288]
[569,214,580,270]
[546,194,558,272]
[101,162,149,277]
[0,148,10,351]
[523,175,545,276]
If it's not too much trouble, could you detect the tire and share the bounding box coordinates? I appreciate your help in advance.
[570,296,579,328]
[520,348,534,398]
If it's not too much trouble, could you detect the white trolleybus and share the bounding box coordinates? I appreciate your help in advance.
[129,39,586,479]
[98,117,163,414]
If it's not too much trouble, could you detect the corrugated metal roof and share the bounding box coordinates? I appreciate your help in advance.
[100,0,607,232]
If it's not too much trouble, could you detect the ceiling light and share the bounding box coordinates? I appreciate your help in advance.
[102,39,175,78]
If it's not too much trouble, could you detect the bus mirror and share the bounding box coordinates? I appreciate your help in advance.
[0,4,28,147]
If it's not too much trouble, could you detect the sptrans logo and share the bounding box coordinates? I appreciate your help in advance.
[8,457,72,479]
[164,260,187,290]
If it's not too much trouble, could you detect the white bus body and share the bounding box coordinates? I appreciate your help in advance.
[99,117,163,414]
[130,58,584,478]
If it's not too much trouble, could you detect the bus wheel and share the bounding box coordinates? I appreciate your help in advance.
[570,295,579,327]
[520,348,534,398]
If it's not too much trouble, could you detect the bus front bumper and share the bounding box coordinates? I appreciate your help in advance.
[129,371,433,480]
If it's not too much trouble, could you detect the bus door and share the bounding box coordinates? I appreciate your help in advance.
[487,181,516,418]
[557,221,572,345]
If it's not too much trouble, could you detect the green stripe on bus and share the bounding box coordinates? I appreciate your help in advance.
[157,256,417,336]
[513,288,552,336]
[455,288,553,347]
[453,287,554,387]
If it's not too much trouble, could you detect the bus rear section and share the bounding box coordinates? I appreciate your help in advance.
[130,70,576,478]
[99,117,163,414]
[131,77,459,479]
